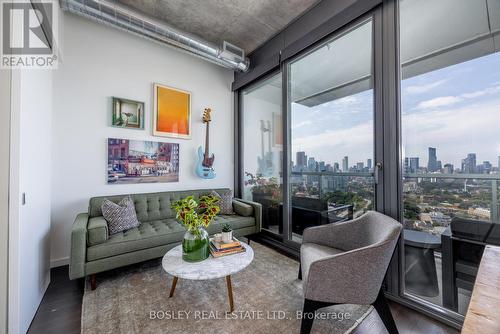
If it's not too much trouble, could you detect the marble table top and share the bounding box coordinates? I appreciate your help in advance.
[162,242,254,280]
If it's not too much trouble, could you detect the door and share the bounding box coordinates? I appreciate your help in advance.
[284,16,380,246]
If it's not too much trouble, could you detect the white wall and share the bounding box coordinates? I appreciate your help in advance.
[0,67,11,334]
[9,67,53,334]
[50,13,234,265]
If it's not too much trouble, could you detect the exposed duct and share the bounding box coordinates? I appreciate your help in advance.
[59,0,250,72]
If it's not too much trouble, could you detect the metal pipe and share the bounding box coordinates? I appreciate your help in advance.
[59,0,249,72]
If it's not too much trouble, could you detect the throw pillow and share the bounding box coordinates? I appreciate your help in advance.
[101,196,140,235]
[211,190,235,215]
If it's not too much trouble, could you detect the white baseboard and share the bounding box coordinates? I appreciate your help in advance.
[50,257,69,268]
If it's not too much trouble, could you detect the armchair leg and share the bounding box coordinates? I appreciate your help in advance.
[298,263,302,280]
[373,289,398,334]
[300,298,336,334]
[90,274,97,290]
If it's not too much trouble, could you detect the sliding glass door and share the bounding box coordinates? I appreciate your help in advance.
[286,19,376,244]
[400,0,500,317]
[240,16,379,247]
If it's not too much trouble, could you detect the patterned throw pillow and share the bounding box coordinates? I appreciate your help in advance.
[211,190,235,215]
[101,196,140,235]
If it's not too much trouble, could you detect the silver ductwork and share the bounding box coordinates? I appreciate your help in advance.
[59,0,250,72]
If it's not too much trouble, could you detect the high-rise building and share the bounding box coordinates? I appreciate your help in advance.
[307,157,317,171]
[483,161,492,174]
[436,160,442,171]
[462,153,477,173]
[367,159,372,170]
[296,151,307,168]
[443,163,454,174]
[342,156,348,172]
[404,157,409,173]
[319,161,326,172]
[428,147,437,172]
[409,157,419,173]
[498,156,500,169]
[333,162,340,172]
[356,162,364,171]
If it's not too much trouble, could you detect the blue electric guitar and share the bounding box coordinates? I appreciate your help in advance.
[195,108,216,179]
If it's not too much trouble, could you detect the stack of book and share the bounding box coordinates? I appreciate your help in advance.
[209,237,246,258]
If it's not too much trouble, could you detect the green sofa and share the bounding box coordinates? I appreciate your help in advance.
[69,188,262,288]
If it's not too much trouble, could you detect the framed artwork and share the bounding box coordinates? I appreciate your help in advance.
[111,97,145,129]
[107,138,179,184]
[153,83,191,139]
[272,112,283,147]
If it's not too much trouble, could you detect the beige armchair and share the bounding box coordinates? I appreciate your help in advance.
[299,211,402,334]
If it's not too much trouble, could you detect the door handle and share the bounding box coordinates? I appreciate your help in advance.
[374,162,383,185]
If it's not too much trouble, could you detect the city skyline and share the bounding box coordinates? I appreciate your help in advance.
[292,146,500,174]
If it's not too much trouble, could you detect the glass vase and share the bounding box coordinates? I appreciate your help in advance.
[182,227,209,262]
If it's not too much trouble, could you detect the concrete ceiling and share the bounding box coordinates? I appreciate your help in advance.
[117,0,320,54]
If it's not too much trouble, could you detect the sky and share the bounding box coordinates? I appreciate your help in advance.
[291,52,500,169]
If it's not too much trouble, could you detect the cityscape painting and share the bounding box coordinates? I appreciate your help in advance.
[107,138,179,184]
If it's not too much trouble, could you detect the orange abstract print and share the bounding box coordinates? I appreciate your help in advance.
[156,85,190,136]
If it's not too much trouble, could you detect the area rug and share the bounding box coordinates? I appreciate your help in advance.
[82,242,373,334]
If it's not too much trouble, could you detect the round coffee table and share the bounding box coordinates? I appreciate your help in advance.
[162,242,254,312]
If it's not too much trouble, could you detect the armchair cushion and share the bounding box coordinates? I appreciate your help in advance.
[232,200,254,217]
[87,217,109,246]
[301,243,343,283]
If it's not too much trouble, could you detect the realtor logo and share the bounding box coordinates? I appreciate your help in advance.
[1,0,58,68]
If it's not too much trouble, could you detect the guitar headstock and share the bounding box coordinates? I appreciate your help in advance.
[202,108,212,123]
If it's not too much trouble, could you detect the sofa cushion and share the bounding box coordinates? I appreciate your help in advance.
[211,190,235,215]
[102,196,140,235]
[86,215,256,261]
[87,217,108,246]
[207,215,255,234]
[232,200,254,217]
[88,189,231,221]
[87,219,185,261]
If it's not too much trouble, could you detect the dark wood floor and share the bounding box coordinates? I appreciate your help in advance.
[27,266,83,334]
[28,265,459,334]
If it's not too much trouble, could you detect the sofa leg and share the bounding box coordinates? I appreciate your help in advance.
[298,263,302,280]
[300,298,336,334]
[373,289,398,334]
[90,274,97,290]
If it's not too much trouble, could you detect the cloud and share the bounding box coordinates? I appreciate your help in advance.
[461,85,500,99]
[293,121,373,163]
[413,85,500,111]
[405,79,448,94]
[292,120,313,130]
[403,98,500,166]
[416,96,463,109]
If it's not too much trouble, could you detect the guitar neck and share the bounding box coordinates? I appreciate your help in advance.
[204,122,210,157]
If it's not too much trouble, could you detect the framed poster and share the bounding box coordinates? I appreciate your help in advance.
[111,97,145,129]
[153,83,191,139]
[107,138,179,184]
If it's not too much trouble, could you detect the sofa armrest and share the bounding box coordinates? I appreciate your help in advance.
[233,198,262,231]
[69,213,88,280]
[232,199,254,217]
[87,216,109,246]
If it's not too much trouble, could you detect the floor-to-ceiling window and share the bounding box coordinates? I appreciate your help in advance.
[238,0,499,324]
[285,18,376,244]
[400,0,500,316]
[241,74,284,238]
